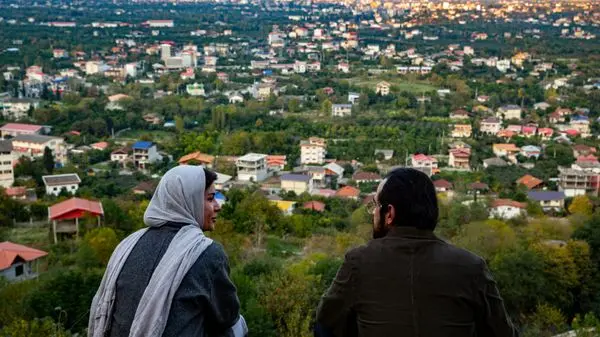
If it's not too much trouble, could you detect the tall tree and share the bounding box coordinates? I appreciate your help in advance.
[42,147,54,174]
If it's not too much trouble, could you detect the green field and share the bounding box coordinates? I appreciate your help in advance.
[1,226,50,249]
[344,77,438,94]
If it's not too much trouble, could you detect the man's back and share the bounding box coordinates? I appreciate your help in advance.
[316,227,518,337]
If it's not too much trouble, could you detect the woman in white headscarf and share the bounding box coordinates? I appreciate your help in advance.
[88,165,247,337]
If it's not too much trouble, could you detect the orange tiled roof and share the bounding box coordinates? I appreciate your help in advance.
[517,174,543,190]
[178,152,215,165]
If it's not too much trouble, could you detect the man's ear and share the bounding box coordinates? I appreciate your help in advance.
[385,205,395,226]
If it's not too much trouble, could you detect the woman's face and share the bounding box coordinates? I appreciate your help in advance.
[202,184,221,231]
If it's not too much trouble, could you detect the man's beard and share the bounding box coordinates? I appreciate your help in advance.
[372,215,389,239]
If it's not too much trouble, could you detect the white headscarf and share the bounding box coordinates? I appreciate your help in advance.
[144,165,206,227]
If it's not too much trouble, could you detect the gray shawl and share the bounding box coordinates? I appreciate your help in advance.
[88,166,247,337]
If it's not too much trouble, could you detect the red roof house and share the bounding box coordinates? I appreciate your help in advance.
[302,201,326,212]
[0,241,47,275]
[335,186,360,200]
[48,198,104,243]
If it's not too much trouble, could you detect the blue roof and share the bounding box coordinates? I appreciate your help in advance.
[132,141,153,150]
[281,174,311,183]
[528,191,565,201]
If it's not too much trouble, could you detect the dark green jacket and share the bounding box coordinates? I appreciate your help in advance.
[316,227,519,337]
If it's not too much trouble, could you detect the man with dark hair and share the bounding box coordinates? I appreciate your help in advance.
[316,168,518,337]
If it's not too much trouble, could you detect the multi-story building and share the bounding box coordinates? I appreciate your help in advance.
[451,124,472,138]
[300,137,326,165]
[11,134,67,165]
[0,123,43,138]
[479,117,501,135]
[558,168,600,197]
[132,141,162,170]
[0,140,14,188]
[236,153,268,182]
[411,154,438,169]
[1,98,41,120]
[449,148,471,170]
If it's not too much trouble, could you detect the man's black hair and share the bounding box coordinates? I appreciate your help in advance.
[204,168,218,191]
[378,168,438,230]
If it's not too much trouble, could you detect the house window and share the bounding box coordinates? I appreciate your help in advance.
[53,187,58,191]
[15,264,23,277]
[71,186,76,190]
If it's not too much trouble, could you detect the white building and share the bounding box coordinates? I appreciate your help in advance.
[160,44,172,61]
[85,61,105,75]
[42,173,81,196]
[348,92,360,105]
[145,20,174,28]
[186,83,205,97]
[1,98,41,120]
[489,199,527,220]
[496,59,511,72]
[0,140,14,188]
[300,137,327,165]
[332,104,352,117]
[12,134,67,165]
[376,81,391,96]
[293,61,307,74]
[236,153,268,182]
[124,63,138,78]
[132,141,162,170]
[110,148,129,164]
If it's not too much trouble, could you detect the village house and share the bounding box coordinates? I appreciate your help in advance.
[0,123,43,138]
[280,174,312,195]
[300,137,326,165]
[0,242,47,282]
[42,173,81,196]
[496,104,522,120]
[302,201,326,213]
[1,98,41,120]
[521,145,542,159]
[451,124,472,138]
[376,81,391,96]
[411,154,438,170]
[449,109,469,120]
[558,168,599,197]
[331,104,352,117]
[490,199,527,220]
[266,155,287,172]
[492,143,521,163]
[528,191,565,212]
[448,148,471,170]
[433,179,453,193]
[517,174,544,190]
[236,153,268,182]
[178,151,215,168]
[12,134,67,165]
[110,148,129,165]
[132,141,162,170]
[479,117,501,135]
[352,171,382,184]
[538,128,554,140]
[335,185,360,200]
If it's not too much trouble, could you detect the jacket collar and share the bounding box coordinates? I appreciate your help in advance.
[386,226,438,240]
